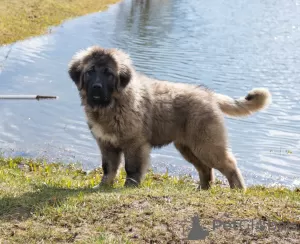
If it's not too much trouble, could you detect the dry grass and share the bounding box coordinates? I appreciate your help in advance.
[0,157,299,243]
[0,0,120,45]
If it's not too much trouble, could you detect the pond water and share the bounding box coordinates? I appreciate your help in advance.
[0,0,300,188]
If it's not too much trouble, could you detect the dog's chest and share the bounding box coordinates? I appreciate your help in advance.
[90,123,118,145]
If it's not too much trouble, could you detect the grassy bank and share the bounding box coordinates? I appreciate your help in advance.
[0,157,299,243]
[0,0,120,45]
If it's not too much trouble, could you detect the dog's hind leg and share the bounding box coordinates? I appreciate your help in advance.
[174,142,214,190]
[217,151,246,190]
[192,145,246,190]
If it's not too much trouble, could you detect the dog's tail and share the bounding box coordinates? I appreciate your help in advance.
[214,88,272,117]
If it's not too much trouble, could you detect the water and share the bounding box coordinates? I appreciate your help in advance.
[1,0,300,188]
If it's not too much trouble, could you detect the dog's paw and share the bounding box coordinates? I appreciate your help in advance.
[92,183,102,190]
[124,177,140,188]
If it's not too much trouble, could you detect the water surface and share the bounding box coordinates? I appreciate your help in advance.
[1,0,300,188]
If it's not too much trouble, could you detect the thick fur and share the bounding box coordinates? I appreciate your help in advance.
[68,45,272,190]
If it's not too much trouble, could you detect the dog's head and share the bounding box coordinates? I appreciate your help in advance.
[68,46,132,109]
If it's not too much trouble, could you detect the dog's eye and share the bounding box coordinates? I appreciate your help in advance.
[86,66,95,76]
[103,67,114,80]
[103,67,110,75]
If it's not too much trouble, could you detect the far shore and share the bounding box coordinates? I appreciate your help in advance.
[0,0,120,45]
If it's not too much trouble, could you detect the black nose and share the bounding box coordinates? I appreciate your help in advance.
[92,83,102,90]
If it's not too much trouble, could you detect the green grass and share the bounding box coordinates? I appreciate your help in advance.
[0,0,120,45]
[0,157,299,243]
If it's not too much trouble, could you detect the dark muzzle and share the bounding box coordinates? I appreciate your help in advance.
[89,83,110,107]
[91,83,103,100]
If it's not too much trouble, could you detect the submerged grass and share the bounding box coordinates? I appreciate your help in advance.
[0,157,299,243]
[0,0,120,45]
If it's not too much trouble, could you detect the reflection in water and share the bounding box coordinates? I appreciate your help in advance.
[0,0,299,188]
[114,0,174,46]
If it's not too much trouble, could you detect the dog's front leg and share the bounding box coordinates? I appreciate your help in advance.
[94,140,123,188]
[124,143,151,187]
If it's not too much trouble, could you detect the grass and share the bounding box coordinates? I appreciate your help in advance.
[0,157,299,243]
[0,0,120,45]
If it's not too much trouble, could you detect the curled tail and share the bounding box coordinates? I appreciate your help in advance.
[215,88,272,117]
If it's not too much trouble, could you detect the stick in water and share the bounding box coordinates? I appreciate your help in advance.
[0,95,58,100]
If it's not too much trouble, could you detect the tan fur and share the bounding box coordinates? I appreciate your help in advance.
[90,123,118,146]
[214,88,271,117]
[68,45,272,190]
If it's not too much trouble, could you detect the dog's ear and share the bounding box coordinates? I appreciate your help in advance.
[68,48,92,88]
[68,58,82,85]
[118,64,132,90]
[109,48,133,91]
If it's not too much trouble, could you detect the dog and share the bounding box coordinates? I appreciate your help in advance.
[68,45,271,190]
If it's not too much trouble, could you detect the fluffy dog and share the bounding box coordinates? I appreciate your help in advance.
[68,45,271,190]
